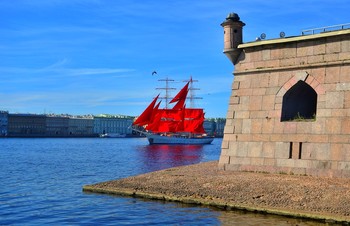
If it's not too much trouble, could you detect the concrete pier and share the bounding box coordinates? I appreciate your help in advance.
[83,161,350,223]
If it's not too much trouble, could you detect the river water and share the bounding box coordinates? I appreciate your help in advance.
[0,138,327,225]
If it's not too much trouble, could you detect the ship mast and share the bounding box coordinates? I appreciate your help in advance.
[156,77,175,109]
[184,76,202,108]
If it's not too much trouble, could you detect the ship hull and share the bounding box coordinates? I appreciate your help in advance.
[146,133,214,145]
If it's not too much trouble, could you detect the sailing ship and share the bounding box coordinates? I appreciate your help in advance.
[132,77,214,145]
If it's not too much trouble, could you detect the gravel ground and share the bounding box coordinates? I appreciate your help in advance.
[83,161,350,223]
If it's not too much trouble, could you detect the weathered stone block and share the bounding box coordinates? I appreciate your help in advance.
[247,142,263,157]
[326,41,341,54]
[338,161,350,171]
[270,48,281,59]
[329,135,349,143]
[226,141,238,156]
[339,52,350,61]
[325,118,342,134]
[283,122,297,133]
[248,95,262,111]
[314,84,326,95]
[262,142,275,158]
[261,119,274,134]
[236,143,248,157]
[276,159,295,167]
[311,68,325,84]
[307,134,329,143]
[294,159,309,168]
[263,158,276,166]
[305,143,331,160]
[297,42,313,56]
[251,134,269,142]
[234,111,248,119]
[251,119,262,134]
[232,119,243,134]
[340,65,350,82]
[307,55,324,64]
[326,91,344,108]
[237,77,251,88]
[324,53,339,62]
[224,125,234,134]
[341,39,350,52]
[221,140,229,149]
[344,91,350,108]
[224,163,241,171]
[232,81,240,90]
[218,155,230,165]
[230,156,251,165]
[296,122,312,134]
[230,96,240,105]
[226,110,234,119]
[242,119,251,134]
[311,118,326,134]
[332,108,350,117]
[272,120,284,134]
[274,142,289,158]
[250,157,265,166]
[313,42,326,55]
[316,109,332,117]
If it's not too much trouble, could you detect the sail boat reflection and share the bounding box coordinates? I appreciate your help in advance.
[138,144,204,172]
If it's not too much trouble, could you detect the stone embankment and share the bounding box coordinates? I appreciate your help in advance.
[83,161,350,223]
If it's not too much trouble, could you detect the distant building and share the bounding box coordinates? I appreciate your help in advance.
[68,117,94,137]
[204,118,226,137]
[93,115,134,135]
[215,118,226,137]
[0,111,8,136]
[46,116,69,136]
[203,120,216,136]
[8,114,46,137]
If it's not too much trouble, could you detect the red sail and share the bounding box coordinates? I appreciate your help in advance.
[147,109,183,133]
[182,108,205,133]
[148,108,205,134]
[145,105,162,131]
[169,81,189,104]
[172,98,186,110]
[151,100,161,120]
[184,108,203,119]
[133,94,159,126]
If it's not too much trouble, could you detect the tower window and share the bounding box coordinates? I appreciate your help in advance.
[281,81,317,121]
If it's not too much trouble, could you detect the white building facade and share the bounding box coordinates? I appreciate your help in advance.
[93,115,133,135]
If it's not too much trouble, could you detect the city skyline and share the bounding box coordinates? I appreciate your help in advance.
[1,0,350,118]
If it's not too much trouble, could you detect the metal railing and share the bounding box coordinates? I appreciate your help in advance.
[301,23,350,35]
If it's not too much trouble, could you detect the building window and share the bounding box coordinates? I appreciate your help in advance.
[281,80,317,121]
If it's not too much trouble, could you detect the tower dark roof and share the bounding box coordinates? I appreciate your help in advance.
[226,13,240,22]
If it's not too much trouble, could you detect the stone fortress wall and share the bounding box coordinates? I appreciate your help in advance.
[219,13,350,177]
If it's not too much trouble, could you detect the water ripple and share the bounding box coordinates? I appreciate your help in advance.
[0,138,323,225]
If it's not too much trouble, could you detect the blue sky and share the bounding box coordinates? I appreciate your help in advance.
[1,0,350,118]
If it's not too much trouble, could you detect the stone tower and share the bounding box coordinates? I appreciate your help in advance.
[219,13,350,178]
[221,13,245,65]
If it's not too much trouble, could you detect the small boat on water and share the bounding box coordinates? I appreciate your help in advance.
[99,133,127,138]
[132,77,214,145]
